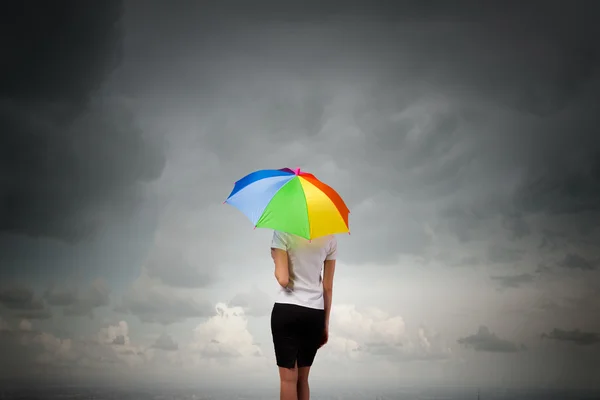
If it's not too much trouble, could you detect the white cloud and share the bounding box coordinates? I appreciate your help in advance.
[0,318,153,379]
[323,304,451,362]
[98,320,130,346]
[95,321,149,367]
[189,303,262,359]
[331,304,406,346]
[2,303,267,382]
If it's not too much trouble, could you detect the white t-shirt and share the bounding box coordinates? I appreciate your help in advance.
[271,230,337,310]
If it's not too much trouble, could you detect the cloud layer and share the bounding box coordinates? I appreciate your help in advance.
[1,0,600,392]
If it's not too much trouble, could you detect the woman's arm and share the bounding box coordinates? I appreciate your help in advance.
[271,248,289,288]
[322,259,336,328]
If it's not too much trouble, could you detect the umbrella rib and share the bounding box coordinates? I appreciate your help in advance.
[226,168,348,239]
[298,176,311,240]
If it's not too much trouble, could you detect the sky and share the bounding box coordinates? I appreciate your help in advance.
[1,0,600,393]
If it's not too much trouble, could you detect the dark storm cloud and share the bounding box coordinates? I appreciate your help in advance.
[490,273,535,289]
[502,215,531,241]
[538,229,568,252]
[44,279,110,318]
[486,245,525,264]
[117,0,600,268]
[115,287,213,325]
[339,2,600,249]
[0,0,598,387]
[0,285,52,320]
[542,328,600,346]
[145,246,214,289]
[63,280,111,317]
[0,286,44,311]
[0,0,165,243]
[537,224,600,254]
[276,2,595,256]
[44,287,78,307]
[13,309,53,321]
[458,326,525,353]
[559,253,598,271]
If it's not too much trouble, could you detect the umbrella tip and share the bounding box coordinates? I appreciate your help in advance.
[294,167,301,175]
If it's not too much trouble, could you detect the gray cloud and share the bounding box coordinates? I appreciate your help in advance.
[112,335,126,345]
[106,0,600,270]
[458,326,525,353]
[153,333,179,351]
[0,329,50,379]
[559,253,598,271]
[449,256,481,268]
[486,244,525,264]
[502,214,531,241]
[145,246,214,289]
[44,287,78,307]
[0,0,165,244]
[115,278,213,325]
[13,309,53,321]
[0,286,45,311]
[63,280,111,318]
[44,279,111,318]
[490,273,535,289]
[2,0,600,389]
[360,342,403,357]
[0,285,52,320]
[513,154,600,217]
[228,286,273,317]
[542,328,600,346]
[0,322,146,382]
[565,290,600,315]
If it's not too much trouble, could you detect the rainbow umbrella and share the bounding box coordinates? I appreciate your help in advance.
[224,167,350,240]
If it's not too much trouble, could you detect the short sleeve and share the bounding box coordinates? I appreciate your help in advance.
[271,230,288,251]
[325,236,337,260]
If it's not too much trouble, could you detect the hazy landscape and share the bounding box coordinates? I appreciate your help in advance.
[1,385,599,400]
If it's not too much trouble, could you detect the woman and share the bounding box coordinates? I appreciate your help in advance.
[270,230,337,400]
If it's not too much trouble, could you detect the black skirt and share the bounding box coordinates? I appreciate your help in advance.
[270,302,326,368]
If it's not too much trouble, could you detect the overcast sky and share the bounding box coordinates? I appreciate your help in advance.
[1,0,600,393]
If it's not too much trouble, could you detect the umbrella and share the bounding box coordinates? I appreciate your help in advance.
[224,167,350,240]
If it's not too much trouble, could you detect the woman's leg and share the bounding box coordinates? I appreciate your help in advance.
[272,304,300,400]
[295,308,324,400]
[279,363,298,400]
[297,366,311,400]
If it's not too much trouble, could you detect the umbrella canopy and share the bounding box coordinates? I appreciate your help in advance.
[224,167,350,240]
